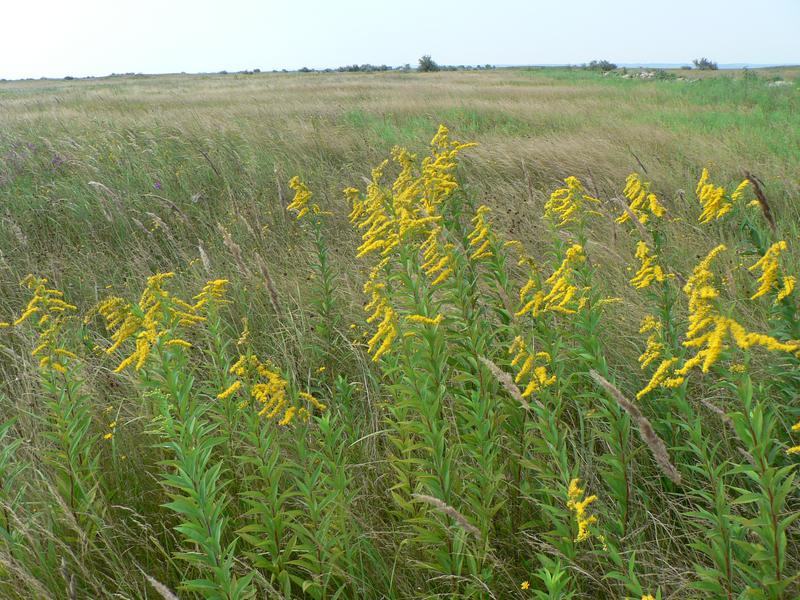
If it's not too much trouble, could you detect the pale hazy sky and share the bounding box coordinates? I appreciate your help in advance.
[2,0,798,79]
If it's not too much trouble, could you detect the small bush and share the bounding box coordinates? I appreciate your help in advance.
[693,57,718,70]
[585,59,617,72]
[653,69,677,81]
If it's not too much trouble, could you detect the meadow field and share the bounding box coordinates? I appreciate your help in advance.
[0,67,799,599]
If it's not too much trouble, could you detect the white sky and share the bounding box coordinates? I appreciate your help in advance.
[1,0,798,79]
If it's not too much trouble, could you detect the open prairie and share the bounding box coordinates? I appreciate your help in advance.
[1,67,799,599]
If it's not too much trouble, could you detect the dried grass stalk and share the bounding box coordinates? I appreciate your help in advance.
[144,574,180,600]
[479,356,543,411]
[411,493,481,540]
[589,370,682,485]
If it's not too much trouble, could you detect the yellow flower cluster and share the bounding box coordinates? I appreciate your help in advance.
[346,126,476,361]
[617,173,666,225]
[730,178,751,202]
[516,244,587,317]
[638,315,665,369]
[629,241,667,289]
[193,279,231,309]
[749,241,795,303]
[544,176,599,227]
[420,226,454,286]
[103,420,117,441]
[96,273,208,373]
[218,354,326,424]
[638,245,800,398]
[364,268,398,362]
[509,336,556,397]
[349,161,397,258]
[566,478,598,543]
[695,168,745,224]
[421,124,478,213]
[287,176,313,219]
[8,275,78,373]
[405,313,444,327]
[466,205,494,260]
[788,422,800,455]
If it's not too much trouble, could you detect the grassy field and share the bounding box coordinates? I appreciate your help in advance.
[0,67,799,599]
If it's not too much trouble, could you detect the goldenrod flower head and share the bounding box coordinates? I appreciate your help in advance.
[217,380,242,400]
[287,175,313,220]
[641,245,800,395]
[517,244,587,318]
[12,276,78,373]
[225,354,324,424]
[696,168,733,224]
[566,478,598,543]
[97,273,208,373]
[730,178,751,202]
[193,279,231,309]
[617,173,666,225]
[362,268,399,362]
[638,315,665,370]
[509,336,556,397]
[630,241,667,289]
[748,241,795,304]
[545,176,599,227]
[405,314,444,327]
[467,205,495,260]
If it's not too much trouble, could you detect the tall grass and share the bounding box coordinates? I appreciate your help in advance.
[0,70,799,598]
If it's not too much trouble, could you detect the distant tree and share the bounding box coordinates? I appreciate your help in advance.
[585,60,617,72]
[692,57,718,70]
[418,55,440,72]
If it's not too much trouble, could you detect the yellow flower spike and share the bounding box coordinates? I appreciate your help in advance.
[637,357,679,399]
[566,478,599,543]
[467,205,495,260]
[730,178,751,202]
[777,276,796,302]
[287,176,313,220]
[278,406,297,426]
[166,339,192,349]
[517,244,586,317]
[193,279,231,309]
[749,241,794,303]
[638,319,665,369]
[217,380,242,400]
[695,168,734,223]
[405,314,444,327]
[630,241,667,289]
[647,244,800,391]
[544,176,599,227]
[508,336,556,396]
[617,173,666,224]
[299,391,327,411]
